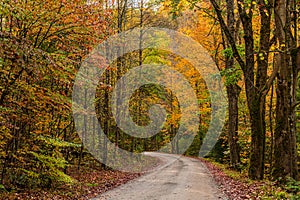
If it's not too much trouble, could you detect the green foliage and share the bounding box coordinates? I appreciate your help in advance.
[86,183,99,187]
[220,46,243,87]
[184,130,205,156]
[220,66,242,86]
[260,178,300,199]
[37,136,82,148]
[205,131,229,163]
[221,45,245,59]
[0,184,7,192]
[222,47,234,59]
[285,178,300,198]
[275,191,289,199]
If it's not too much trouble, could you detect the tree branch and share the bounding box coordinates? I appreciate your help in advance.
[209,0,246,71]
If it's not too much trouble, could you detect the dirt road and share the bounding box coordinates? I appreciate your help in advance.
[91,152,227,200]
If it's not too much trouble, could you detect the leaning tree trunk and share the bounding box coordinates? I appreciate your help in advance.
[272,0,298,181]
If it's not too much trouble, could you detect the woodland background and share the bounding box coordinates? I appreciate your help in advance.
[0,0,300,199]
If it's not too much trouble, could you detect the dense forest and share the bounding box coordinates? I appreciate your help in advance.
[1,0,300,199]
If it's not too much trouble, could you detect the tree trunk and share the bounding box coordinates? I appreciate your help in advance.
[273,53,298,180]
[248,96,265,179]
[272,0,298,180]
[225,0,241,169]
[239,9,266,180]
[227,84,241,167]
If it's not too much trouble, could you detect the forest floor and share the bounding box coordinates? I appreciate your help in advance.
[201,159,265,199]
[201,158,300,199]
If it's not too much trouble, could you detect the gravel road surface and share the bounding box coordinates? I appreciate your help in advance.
[91,152,227,200]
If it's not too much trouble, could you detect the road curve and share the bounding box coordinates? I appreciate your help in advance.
[91,152,227,200]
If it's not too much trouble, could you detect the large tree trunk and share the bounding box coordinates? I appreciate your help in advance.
[273,0,298,181]
[239,8,266,180]
[225,0,241,168]
[248,0,271,179]
[248,96,265,179]
[227,84,241,167]
[273,52,298,180]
